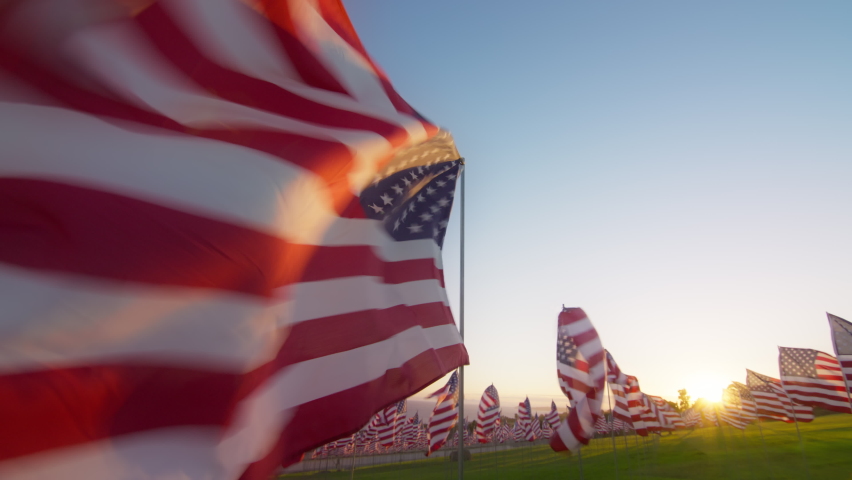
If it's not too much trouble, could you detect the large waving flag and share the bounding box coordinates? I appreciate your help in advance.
[779,347,852,414]
[474,385,500,443]
[551,307,606,453]
[426,371,460,456]
[828,313,852,393]
[0,1,468,478]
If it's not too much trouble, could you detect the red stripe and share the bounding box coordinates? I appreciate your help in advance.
[782,380,849,394]
[0,300,458,460]
[241,343,468,477]
[0,179,444,294]
[134,4,402,140]
[0,43,412,214]
[558,308,587,326]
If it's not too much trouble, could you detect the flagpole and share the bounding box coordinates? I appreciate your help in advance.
[458,159,466,479]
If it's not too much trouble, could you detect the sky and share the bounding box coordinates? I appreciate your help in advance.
[344,1,852,418]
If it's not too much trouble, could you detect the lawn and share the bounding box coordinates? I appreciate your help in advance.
[280,414,852,479]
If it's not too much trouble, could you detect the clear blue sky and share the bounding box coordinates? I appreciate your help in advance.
[344,1,852,417]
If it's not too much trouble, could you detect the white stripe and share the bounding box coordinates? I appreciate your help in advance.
[163,0,303,85]
[786,393,852,409]
[0,323,463,479]
[0,102,449,263]
[0,427,232,480]
[0,102,338,245]
[0,266,449,373]
[783,376,849,391]
[64,20,397,175]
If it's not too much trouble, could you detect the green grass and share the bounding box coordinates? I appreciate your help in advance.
[281,414,852,479]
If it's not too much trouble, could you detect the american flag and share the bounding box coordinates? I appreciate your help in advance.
[518,397,534,441]
[681,408,701,428]
[779,347,852,414]
[746,369,814,423]
[552,307,606,453]
[0,0,469,478]
[512,420,526,442]
[498,422,512,443]
[731,382,758,421]
[392,400,408,448]
[426,371,459,456]
[376,405,398,448]
[544,400,561,430]
[719,387,748,430]
[640,394,663,433]
[625,375,649,436]
[541,417,554,439]
[474,385,501,443]
[594,416,610,435]
[604,350,632,424]
[649,396,685,430]
[828,313,852,393]
[531,414,543,441]
[702,404,718,426]
[403,413,420,448]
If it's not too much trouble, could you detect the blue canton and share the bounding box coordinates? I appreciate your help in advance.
[360,160,461,248]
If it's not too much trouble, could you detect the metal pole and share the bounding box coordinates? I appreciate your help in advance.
[457,160,465,479]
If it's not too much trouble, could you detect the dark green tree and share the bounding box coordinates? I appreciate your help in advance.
[678,388,691,411]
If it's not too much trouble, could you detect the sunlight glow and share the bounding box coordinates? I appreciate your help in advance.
[682,372,728,404]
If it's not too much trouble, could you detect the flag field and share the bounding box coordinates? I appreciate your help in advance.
[280,414,852,479]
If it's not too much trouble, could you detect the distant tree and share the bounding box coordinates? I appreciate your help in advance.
[666,400,680,412]
[678,389,691,411]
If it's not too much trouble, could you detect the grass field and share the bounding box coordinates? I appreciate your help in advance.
[280,414,852,479]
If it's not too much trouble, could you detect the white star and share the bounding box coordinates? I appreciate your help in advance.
[409,203,416,212]
[426,186,437,195]
[402,209,408,220]
[439,220,449,229]
[369,203,384,214]
[436,180,447,187]
[408,224,423,233]
[437,197,450,207]
[394,219,401,231]
[410,171,419,181]
[402,177,412,187]
[417,166,424,174]
[417,194,426,203]
[433,227,440,237]
[391,184,404,195]
[430,205,440,213]
[419,212,433,222]
[380,193,394,205]
[447,173,457,180]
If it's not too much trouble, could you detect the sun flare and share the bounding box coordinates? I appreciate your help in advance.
[682,373,728,404]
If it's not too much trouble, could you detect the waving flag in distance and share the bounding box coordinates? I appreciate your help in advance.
[779,347,852,414]
[512,420,525,442]
[545,401,561,430]
[625,376,649,436]
[518,397,534,441]
[827,314,852,397]
[702,404,718,426]
[604,350,632,424]
[649,396,684,430]
[594,416,610,435]
[392,400,408,447]
[719,387,748,430]
[551,307,606,453]
[541,418,554,439]
[640,394,663,432]
[0,0,469,478]
[747,369,814,423]
[426,372,460,456]
[376,405,398,448]
[531,415,543,441]
[474,385,500,443]
[731,382,758,421]
[681,409,701,428]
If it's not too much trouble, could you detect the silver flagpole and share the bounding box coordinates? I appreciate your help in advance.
[458,159,466,479]
[605,383,620,480]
